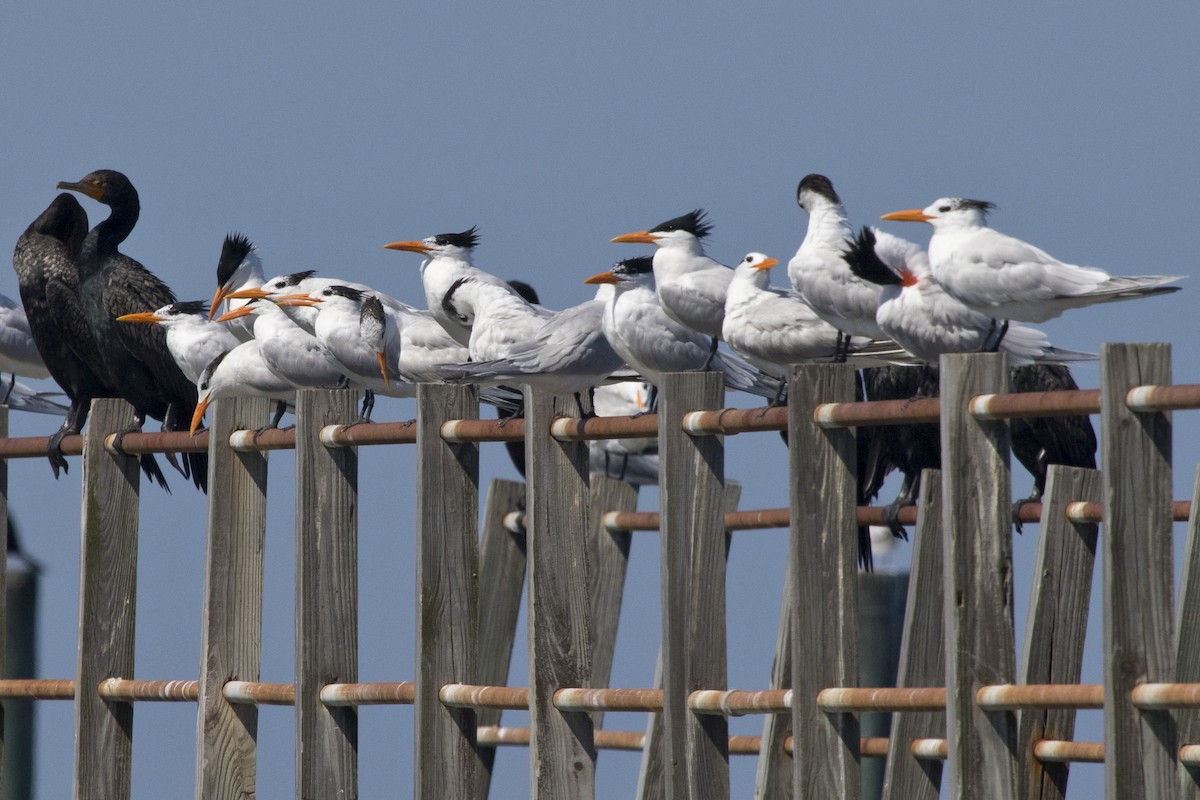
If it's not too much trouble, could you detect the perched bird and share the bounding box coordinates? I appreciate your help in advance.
[722,252,905,381]
[0,292,51,394]
[11,193,166,485]
[585,257,775,398]
[57,169,205,491]
[383,228,519,346]
[1,381,70,416]
[611,209,732,347]
[116,300,241,384]
[441,276,555,363]
[1008,364,1097,509]
[216,298,347,392]
[788,175,887,350]
[842,227,1096,365]
[208,233,266,341]
[590,380,659,485]
[190,344,296,435]
[880,198,1182,330]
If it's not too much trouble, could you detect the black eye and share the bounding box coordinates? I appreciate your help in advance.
[938,205,951,213]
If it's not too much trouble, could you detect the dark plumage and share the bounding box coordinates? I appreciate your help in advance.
[215,233,255,289]
[57,170,206,492]
[648,209,712,239]
[940,198,996,215]
[797,174,841,207]
[12,194,170,487]
[1010,364,1098,504]
[433,227,480,250]
[612,256,654,276]
[842,227,903,287]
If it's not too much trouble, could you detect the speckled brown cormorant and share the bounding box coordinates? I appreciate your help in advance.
[11,193,170,488]
[56,170,206,492]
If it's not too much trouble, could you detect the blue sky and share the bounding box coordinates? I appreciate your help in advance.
[3,3,1199,796]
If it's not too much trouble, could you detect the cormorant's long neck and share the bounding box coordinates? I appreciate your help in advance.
[94,194,140,256]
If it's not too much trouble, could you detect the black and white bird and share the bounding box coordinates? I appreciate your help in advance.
[208,233,266,341]
[117,300,241,385]
[880,197,1182,327]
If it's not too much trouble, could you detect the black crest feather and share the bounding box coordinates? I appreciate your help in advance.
[505,279,539,305]
[323,285,365,303]
[168,300,211,317]
[217,232,255,287]
[280,270,318,286]
[648,209,712,239]
[433,226,480,249]
[613,256,654,276]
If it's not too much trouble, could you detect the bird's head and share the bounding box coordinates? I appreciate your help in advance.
[56,169,137,208]
[384,226,479,259]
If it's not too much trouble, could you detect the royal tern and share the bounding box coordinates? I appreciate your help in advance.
[590,380,659,485]
[208,233,266,341]
[611,209,732,344]
[11,193,137,478]
[440,276,555,363]
[383,227,519,346]
[116,300,242,384]
[58,171,201,490]
[880,197,1182,325]
[190,344,297,434]
[0,292,50,387]
[584,257,775,398]
[788,175,886,347]
[722,252,905,380]
[842,227,1096,365]
[216,298,348,392]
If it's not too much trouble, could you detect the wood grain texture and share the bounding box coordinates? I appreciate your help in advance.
[0,405,7,789]
[939,353,1018,800]
[1100,343,1178,800]
[525,387,594,799]
[588,474,638,729]
[476,478,526,798]
[294,390,360,799]
[415,384,482,798]
[194,398,271,800]
[754,547,793,800]
[1176,467,1200,794]
[788,364,860,800]
[73,399,143,800]
[882,470,946,800]
[1017,466,1100,800]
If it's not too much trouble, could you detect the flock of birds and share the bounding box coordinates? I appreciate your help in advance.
[7,169,1184,566]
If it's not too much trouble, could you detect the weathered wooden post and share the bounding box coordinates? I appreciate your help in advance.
[1017,466,1101,800]
[1101,343,1178,799]
[790,363,860,799]
[525,387,594,798]
[194,397,271,800]
[1177,467,1200,794]
[588,473,639,728]
[294,389,359,798]
[73,399,143,800]
[882,470,946,800]
[415,384,481,797]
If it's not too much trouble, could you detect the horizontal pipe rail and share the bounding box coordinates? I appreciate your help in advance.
[815,397,942,428]
[1033,740,1105,763]
[1180,745,1200,767]
[0,679,76,700]
[968,390,1102,420]
[1130,682,1200,709]
[103,431,208,455]
[439,684,530,710]
[440,418,526,443]
[1125,383,1200,412]
[222,681,296,706]
[318,422,417,448]
[689,689,791,716]
[319,681,416,706]
[976,683,1104,710]
[96,678,199,702]
[1066,501,1191,524]
[552,688,663,713]
[227,427,297,452]
[0,435,85,459]
[549,413,660,442]
[681,406,787,435]
[912,739,949,760]
[818,687,947,712]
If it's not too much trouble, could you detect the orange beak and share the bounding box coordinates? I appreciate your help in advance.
[273,293,320,307]
[215,306,255,323]
[208,285,228,320]
[383,240,432,254]
[752,257,778,271]
[584,270,620,285]
[190,396,211,436]
[115,311,161,324]
[377,349,391,387]
[611,230,658,245]
[880,209,934,223]
[224,287,271,301]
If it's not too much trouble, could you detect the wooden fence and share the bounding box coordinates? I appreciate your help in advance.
[0,342,1198,798]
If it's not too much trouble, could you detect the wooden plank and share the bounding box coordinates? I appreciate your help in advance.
[525,387,594,799]
[789,364,860,800]
[939,352,1018,800]
[1176,466,1200,793]
[476,477,526,798]
[588,474,639,728]
[1100,343,1178,799]
[882,470,946,800]
[1017,466,1101,800]
[415,384,481,798]
[73,399,143,800]
[672,372,729,799]
[754,548,793,800]
[194,397,271,800]
[639,483,739,800]
[294,390,359,799]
